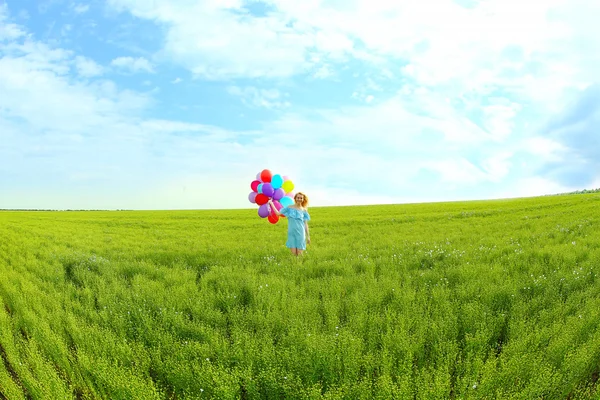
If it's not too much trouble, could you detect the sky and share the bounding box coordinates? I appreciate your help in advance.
[0,0,599,210]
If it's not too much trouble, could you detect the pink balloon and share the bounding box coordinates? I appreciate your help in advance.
[251,180,260,192]
[273,200,282,211]
[282,175,289,181]
[248,192,257,204]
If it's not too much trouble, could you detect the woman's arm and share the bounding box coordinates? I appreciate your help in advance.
[268,200,282,216]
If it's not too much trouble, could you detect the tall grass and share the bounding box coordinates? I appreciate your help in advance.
[1,193,600,398]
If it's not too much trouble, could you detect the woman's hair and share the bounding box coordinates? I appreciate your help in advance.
[295,192,309,208]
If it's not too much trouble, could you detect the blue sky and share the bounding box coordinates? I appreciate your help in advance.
[1,0,599,209]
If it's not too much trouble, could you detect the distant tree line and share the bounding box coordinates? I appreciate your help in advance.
[549,188,600,196]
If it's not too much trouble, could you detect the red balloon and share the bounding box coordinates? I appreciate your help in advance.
[268,213,279,224]
[250,180,261,192]
[260,169,272,183]
[255,193,269,205]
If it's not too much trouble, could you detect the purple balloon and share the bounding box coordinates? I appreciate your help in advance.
[258,204,270,218]
[262,183,274,197]
[256,172,262,181]
[248,192,257,204]
[273,188,285,200]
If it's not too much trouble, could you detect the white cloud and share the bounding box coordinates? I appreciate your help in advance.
[72,3,90,14]
[2,0,598,210]
[111,56,154,73]
[482,99,522,141]
[74,55,104,77]
[423,158,489,185]
[0,44,150,131]
[107,0,317,79]
[522,137,568,163]
[0,26,153,165]
[502,176,576,199]
[106,0,600,112]
[0,13,272,210]
[0,4,26,40]
[227,86,290,109]
[480,151,513,182]
[103,0,600,200]
[313,64,334,79]
[250,93,514,198]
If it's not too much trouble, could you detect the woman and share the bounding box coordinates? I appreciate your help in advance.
[269,192,311,256]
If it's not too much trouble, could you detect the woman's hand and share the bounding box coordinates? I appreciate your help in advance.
[269,200,281,216]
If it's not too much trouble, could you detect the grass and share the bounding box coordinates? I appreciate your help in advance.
[1,193,600,399]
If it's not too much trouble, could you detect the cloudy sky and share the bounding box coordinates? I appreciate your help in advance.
[1,0,598,210]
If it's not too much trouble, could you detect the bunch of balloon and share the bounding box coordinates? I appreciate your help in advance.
[248,169,295,224]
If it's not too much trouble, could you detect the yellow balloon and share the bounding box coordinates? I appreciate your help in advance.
[282,180,294,193]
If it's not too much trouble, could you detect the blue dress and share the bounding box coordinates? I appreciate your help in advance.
[280,207,311,250]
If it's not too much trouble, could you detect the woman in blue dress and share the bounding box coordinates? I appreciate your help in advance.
[269,192,311,256]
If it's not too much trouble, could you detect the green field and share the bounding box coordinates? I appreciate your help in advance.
[1,194,600,399]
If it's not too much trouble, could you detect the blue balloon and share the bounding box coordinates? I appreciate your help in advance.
[279,196,294,207]
[271,174,284,189]
[257,183,263,194]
